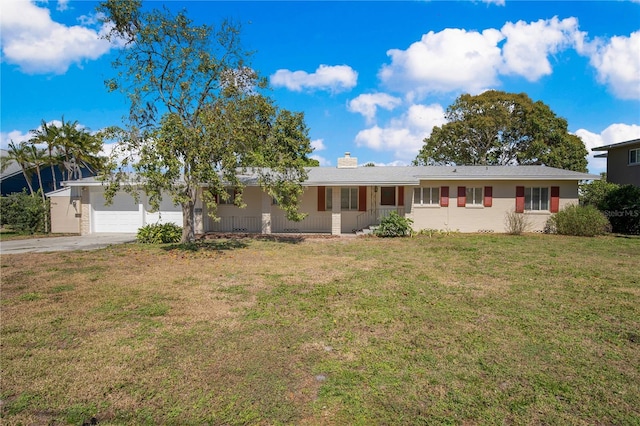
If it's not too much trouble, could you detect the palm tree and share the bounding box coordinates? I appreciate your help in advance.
[25,143,47,199]
[31,119,61,191]
[6,141,35,196]
[25,143,50,232]
[57,118,105,181]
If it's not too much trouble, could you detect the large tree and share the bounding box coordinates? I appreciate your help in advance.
[98,1,314,243]
[414,91,588,172]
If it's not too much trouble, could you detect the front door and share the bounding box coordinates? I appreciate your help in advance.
[381,186,396,206]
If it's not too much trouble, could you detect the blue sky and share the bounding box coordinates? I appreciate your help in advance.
[2,0,639,174]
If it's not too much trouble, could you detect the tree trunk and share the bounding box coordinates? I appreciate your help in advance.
[181,199,196,243]
[35,166,49,233]
[20,168,35,196]
[49,156,57,191]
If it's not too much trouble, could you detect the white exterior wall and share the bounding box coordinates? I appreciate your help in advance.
[406,180,578,233]
[75,178,580,235]
[272,187,331,233]
[205,186,263,233]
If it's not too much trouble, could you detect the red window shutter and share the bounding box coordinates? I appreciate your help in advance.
[440,186,449,207]
[515,186,525,213]
[398,186,404,206]
[484,186,493,207]
[457,186,466,207]
[550,186,560,213]
[358,186,367,212]
[317,186,325,212]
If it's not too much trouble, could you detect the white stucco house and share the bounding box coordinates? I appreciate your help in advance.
[51,153,598,235]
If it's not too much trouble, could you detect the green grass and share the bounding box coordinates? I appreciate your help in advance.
[1,234,638,425]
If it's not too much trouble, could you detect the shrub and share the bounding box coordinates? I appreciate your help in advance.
[137,223,182,244]
[0,190,49,234]
[598,184,640,235]
[545,204,610,237]
[504,210,531,235]
[374,211,413,237]
[580,175,619,207]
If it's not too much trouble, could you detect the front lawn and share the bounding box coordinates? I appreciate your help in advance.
[1,234,638,425]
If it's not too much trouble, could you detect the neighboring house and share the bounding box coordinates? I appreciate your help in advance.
[0,149,96,196]
[591,138,640,186]
[59,153,598,235]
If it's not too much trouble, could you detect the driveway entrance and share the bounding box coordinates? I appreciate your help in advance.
[0,234,137,254]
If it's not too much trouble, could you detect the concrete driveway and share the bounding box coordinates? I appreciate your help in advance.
[0,234,137,254]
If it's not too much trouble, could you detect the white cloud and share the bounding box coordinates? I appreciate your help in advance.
[584,31,640,100]
[575,123,640,174]
[379,28,504,98]
[354,103,446,161]
[378,17,618,97]
[347,93,402,124]
[311,139,326,152]
[270,65,358,93]
[500,17,584,81]
[0,130,34,150]
[0,0,115,74]
[482,0,505,5]
[310,154,331,166]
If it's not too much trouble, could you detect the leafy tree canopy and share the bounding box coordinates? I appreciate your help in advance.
[414,90,588,172]
[98,1,315,242]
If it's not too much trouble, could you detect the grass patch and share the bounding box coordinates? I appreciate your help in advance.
[1,234,638,424]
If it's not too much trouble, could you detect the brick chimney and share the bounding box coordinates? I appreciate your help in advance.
[337,152,357,168]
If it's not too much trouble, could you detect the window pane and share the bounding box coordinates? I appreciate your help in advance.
[414,188,422,205]
[532,187,540,210]
[326,188,332,210]
[540,187,549,210]
[341,188,350,209]
[525,187,532,210]
[466,187,481,205]
[432,187,440,205]
[351,188,358,210]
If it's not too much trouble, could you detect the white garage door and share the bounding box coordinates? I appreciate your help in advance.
[92,191,143,233]
[144,196,183,226]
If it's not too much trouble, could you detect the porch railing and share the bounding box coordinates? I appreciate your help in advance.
[272,215,331,233]
[356,207,405,231]
[210,216,261,233]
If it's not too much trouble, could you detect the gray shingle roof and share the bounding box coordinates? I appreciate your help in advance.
[305,165,598,185]
[63,165,599,188]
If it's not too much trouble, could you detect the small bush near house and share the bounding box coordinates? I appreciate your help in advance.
[598,184,640,235]
[0,190,49,234]
[504,210,531,235]
[545,204,610,237]
[137,223,182,244]
[374,211,414,237]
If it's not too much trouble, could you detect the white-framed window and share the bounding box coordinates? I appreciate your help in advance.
[466,187,483,206]
[414,187,440,206]
[630,148,640,165]
[219,188,236,205]
[325,187,333,210]
[524,187,549,211]
[341,187,358,211]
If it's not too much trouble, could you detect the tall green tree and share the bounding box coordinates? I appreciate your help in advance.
[414,91,588,172]
[30,119,60,191]
[98,1,314,243]
[57,117,106,181]
[6,141,36,196]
